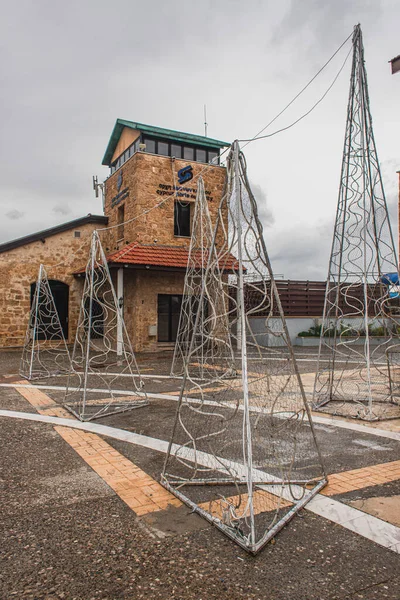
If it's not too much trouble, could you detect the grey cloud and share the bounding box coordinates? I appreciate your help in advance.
[0,1,270,245]
[267,219,334,281]
[268,158,399,281]
[268,220,333,280]
[0,0,398,279]
[274,0,383,52]
[251,182,274,228]
[53,203,72,216]
[380,158,399,252]
[6,209,24,220]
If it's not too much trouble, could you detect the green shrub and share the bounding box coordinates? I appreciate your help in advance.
[297,321,390,338]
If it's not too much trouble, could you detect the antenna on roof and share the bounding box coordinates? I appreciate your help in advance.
[204,104,208,137]
[93,175,99,197]
[92,176,105,210]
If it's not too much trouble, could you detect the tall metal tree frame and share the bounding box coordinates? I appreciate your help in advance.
[20,264,71,380]
[162,142,327,554]
[63,231,149,421]
[170,176,236,380]
[314,24,400,421]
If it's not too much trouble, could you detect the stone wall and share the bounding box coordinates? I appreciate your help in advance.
[0,223,98,347]
[0,152,228,352]
[122,268,185,352]
[103,152,227,252]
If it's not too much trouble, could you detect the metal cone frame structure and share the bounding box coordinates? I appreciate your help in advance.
[63,231,148,421]
[171,176,236,380]
[20,264,71,380]
[314,24,400,421]
[162,142,327,554]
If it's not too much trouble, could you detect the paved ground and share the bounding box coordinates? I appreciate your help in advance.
[1,350,400,599]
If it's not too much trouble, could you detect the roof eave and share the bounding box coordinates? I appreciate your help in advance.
[0,215,108,254]
[102,118,230,166]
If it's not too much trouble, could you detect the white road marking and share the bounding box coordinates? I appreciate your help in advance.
[305,494,400,554]
[1,408,399,554]
[1,382,399,442]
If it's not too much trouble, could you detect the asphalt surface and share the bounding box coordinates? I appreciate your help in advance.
[1,349,400,599]
[1,417,400,600]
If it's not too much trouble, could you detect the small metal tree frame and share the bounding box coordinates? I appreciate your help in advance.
[162,142,327,554]
[20,264,71,380]
[314,24,400,421]
[63,231,148,421]
[171,176,236,380]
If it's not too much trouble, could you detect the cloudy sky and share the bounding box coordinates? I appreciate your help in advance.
[0,0,399,279]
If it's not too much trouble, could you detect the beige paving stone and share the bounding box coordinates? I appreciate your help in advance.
[349,496,400,527]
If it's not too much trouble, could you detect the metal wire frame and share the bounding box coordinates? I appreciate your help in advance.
[170,176,236,380]
[63,231,149,421]
[313,24,400,422]
[20,264,71,380]
[162,142,327,554]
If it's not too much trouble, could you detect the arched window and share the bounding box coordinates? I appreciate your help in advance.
[30,280,69,340]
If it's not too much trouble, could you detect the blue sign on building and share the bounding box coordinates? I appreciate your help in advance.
[178,165,193,184]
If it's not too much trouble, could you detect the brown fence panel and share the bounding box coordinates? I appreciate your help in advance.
[238,280,399,318]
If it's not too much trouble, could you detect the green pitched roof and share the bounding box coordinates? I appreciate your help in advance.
[102,118,230,166]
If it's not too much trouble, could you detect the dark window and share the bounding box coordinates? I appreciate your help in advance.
[196,148,206,163]
[110,135,223,173]
[109,139,139,174]
[208,150,218,164]
[157,294,183,342]
[144,138,156,153]
[30,280,69,340]
[74,231,81,238]
[117,204,125,240]
[183,146,194,160]
[158,141,169,156]
[171,144,182,158]
[174,201,191,237]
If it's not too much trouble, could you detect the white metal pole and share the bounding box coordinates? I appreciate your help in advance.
[82,233,96,415]
[117,267,124,357]
[234,141,255,546]
[29,264,43,379]
[357,32,373,417]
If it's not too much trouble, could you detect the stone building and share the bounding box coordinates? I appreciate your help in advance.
[0,119,229,351]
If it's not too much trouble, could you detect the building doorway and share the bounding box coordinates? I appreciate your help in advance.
[30,280,69,339]
[157,294,183,342]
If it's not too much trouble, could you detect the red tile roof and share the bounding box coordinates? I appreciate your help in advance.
[106,243,240,271]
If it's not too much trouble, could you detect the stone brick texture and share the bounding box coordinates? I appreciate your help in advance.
[103,152,226,251]
[0,151,227,351]
[0,224,97,347]
[104,153,227,351]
